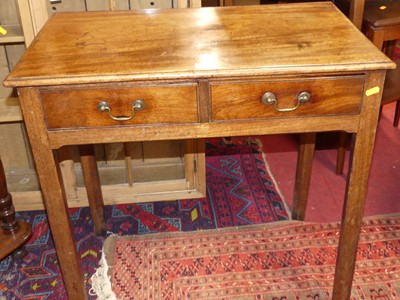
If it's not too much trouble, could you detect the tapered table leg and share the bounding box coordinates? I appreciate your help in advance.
[292,132,316,221]
[79,145,107,236]
[336,132,348,175]
[332,71,385,299]
[18,88,86,300]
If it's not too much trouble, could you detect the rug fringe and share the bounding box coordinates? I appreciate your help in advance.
[89,246,117,300]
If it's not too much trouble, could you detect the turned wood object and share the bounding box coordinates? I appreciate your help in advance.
[0,159,19,234]
[0,158,32,260]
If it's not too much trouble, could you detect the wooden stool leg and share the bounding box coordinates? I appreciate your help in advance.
[394,100,400,127]
[336,132,348,175]
[292,132,316,221]
[79,145,107,236]
[0,159,19,235]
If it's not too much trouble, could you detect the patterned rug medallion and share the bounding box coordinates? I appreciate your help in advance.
[104,215,400,300]
[0,139,289,299]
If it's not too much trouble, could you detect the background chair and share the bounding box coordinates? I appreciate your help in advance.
[334,0,400,174]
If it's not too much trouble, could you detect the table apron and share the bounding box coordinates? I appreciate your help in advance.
[47,114,360,149]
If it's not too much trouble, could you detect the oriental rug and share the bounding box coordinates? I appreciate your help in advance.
[103,215,400,300]
[0,138,289,299]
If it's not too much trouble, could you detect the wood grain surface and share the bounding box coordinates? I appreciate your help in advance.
[4,3,394,87]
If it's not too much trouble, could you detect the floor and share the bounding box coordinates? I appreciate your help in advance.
[256,102,400,222]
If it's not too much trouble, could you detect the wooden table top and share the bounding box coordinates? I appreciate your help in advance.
[4,2,394,87]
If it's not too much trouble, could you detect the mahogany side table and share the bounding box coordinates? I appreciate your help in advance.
[4,3,394,299]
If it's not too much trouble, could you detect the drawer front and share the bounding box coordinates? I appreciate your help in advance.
[211,76,364,121]
[41,84,198,129]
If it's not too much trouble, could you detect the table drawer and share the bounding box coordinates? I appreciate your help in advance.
[41,84,198,129]
[211,76,364,121]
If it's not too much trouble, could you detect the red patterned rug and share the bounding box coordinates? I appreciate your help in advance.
[98,215,400,299]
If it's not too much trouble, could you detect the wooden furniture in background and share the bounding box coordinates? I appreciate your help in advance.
[0,0,35,213]
[381,61,400,126]
[0,0,35,46]
[0,2,36,253]
[360,0,400,127]
[4,4,394,299]
[1,0,205,213]
[0,157,32,261]
[335,0,400,174]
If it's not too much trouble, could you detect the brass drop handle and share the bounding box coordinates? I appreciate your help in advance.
[261,91,311,112]
[97,100,145,121]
